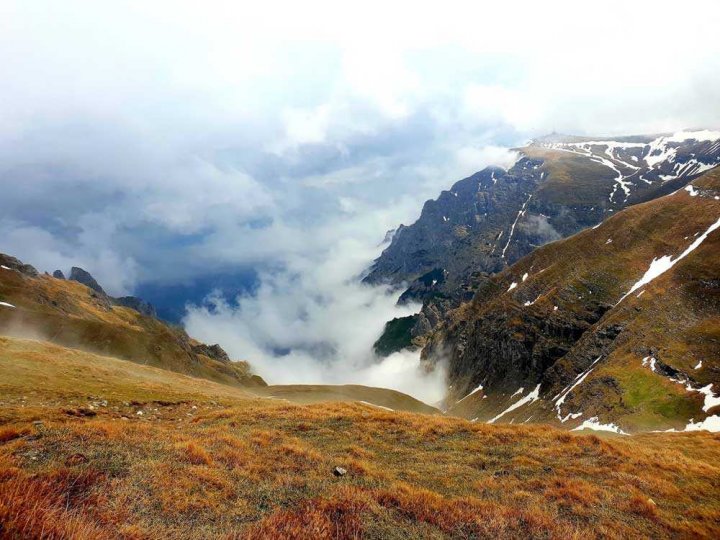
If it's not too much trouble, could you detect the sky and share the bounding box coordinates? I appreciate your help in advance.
[2,0,720,402]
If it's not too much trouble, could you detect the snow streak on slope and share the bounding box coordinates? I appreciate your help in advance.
[501,195,532,258]
[488,384,541,423]
[553,356,603,422]
[617,216,720,304]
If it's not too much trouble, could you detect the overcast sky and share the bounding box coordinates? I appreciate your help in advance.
[2,1,720,399]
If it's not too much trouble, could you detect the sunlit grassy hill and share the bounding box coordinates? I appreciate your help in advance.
[0,261,264,388]
[1,335,719,538]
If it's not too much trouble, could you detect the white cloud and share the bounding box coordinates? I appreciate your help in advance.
[0,219,138,296]
[183,225,447,404]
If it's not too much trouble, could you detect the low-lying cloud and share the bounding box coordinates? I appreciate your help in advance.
[183,213,448,404]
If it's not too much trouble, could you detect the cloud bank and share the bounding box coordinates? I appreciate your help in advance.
[2,0,720,400]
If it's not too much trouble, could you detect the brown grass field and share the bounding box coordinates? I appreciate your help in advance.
[1,336,720,539]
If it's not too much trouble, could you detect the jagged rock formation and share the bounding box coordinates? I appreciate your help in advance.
[368,130,720,354]
[422,168,720,432]
[69,266,106,295]
[52,270,65,279]
[191,342,231,363]
[0,254,39,278]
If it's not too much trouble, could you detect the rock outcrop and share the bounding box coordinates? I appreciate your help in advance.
[69,267,106,295]
[113,296,157,318]
[0,254,39,278]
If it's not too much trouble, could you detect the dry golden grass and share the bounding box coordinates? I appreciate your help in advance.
[1,335,720,539]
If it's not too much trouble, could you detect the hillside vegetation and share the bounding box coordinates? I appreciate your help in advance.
[426,168,720,432]
[1,335,720,539]
[0,261,264,388]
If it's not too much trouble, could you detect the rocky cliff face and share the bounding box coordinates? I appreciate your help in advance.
[368,130,720,354]
[422,168,720,432]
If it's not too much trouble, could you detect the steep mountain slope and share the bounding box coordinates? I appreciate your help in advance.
[0,255,266,388]
[368,130,720,354]
[423,168,720,433]
[2,334,720,538]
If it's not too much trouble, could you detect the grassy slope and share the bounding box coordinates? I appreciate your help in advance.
[0,269,263,388]
[1,336,720,539]
[258,384,439,415]
[440,168,720,430]
[522,147,618,206]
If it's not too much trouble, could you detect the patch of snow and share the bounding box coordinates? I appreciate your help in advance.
[641,356,657,372]
[695,384,720,413]
[636,290,645,298]
[694,361,703,370]
[507,282,517,292]
[684,415,720,432]
[510,387,525,398]
[501,195,532,259]
[605,238,612,244]
[559,411,583,424]
[456,383,484,404]
[522,272,529,282]
[0,265,10,270]
[0,301,15,308]
[685,184,698,197]
[618,217,720,304]
[572,417,627,435]
[554,356,603,420]
[358,400,394,412]
[488,384,541,424]
[553,306,558,311]
[442,216,448,222]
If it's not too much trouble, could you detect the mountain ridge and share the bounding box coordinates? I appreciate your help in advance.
[422,167,720,433]
[368,129,720,356]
